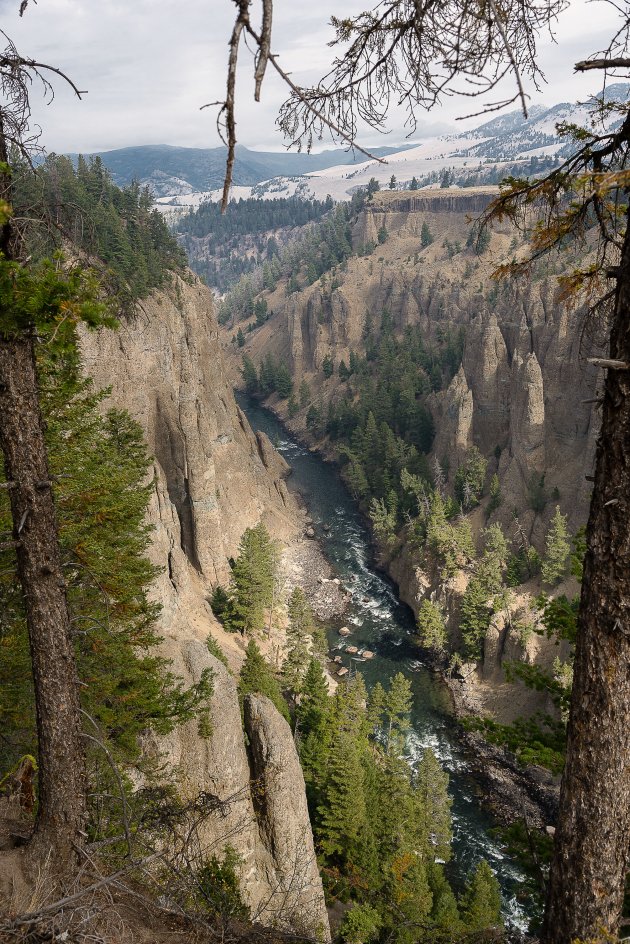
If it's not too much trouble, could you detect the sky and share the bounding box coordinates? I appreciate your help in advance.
[0,0,624,154]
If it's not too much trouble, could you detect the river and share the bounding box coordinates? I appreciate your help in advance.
[239,394,533,932]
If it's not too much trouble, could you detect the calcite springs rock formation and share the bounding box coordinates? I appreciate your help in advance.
[80,276,329,939]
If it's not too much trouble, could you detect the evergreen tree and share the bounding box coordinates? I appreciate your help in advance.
[421,222,434,247]
[282,587,314,695]
[275,361,293,399]
[541,506,571,585]
[299,379,311,407]
[460,860,503,933]
[238,640,289,721]
[317,727,368,863]
[417,598,447,653]
[230,523,277,636]
[339,904,382,944]
[241,355,259,394]
[487,472,502,516]
[415,748,452,862]
[322,353,334,378]
[427,862,462,935]
[0,335,212,776]
[236,327,245,347]
[454,446,487,508]
[389,174,397,190]
[297,659,333,806]
[410,176,419,190]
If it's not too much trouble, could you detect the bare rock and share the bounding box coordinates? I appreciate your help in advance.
[244,695,331,941]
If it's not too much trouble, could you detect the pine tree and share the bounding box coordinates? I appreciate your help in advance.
[230,523,277,636]
[317,728,368,862]
[541,505,571,585]
[420,222,434,247]
[236,327,245,347]
[460,860,503,933]
[383,673,412,755]
[275,361,293,399]
[299,379,311,407]
[282,587,313,695]
[0,334,212,780]
[410,176,419,191]
[417,599,447,652]
[238,640,289,721]
[241,355,259,394]
[297,659,334,807]
[427,862,462,934]
[414,748,452,862]
[322,353,334,378]
[339,904,382,944]
[389,174,397,190]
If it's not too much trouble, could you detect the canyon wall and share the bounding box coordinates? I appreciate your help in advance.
[80,275,329,939]
[225,189,598,721]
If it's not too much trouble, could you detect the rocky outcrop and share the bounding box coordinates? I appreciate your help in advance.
[159,649,330,939]
[80,275,328,937]
[245,695,330,939]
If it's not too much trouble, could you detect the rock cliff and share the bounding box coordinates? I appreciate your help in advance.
[222,189,598,724]
[79,275,329,939]
[236,190,599,537]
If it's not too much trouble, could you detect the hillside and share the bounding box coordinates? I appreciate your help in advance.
[219,187,597,732]
[64,143,405,199]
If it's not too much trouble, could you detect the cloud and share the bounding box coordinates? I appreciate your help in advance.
[2,0,624,154]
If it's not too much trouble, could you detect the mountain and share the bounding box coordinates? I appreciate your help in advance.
[157,85,629,207]
[65,142,406,198]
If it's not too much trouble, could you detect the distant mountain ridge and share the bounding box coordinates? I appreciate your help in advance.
[65,142,406,197]
[66,84,630,206]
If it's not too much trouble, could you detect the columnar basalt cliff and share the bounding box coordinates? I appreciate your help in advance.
[79,275,330,939]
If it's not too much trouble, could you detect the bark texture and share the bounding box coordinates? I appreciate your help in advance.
[542,216,630,942]
[0,335,87,858]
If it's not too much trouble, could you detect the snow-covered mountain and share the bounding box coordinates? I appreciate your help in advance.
[153,85,629,211]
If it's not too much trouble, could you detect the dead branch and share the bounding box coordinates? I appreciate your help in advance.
[575,57,630,71]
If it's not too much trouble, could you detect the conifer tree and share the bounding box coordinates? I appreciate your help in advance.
[287,393,299,417]
[417,598,447,652]
[238,639,289,721]
[383,672,412,755]
[460,860,503,933]
[410,176,419,190]
[541,505,571,586]
[230,523,277,636]
[414,748,452,862]
[427,862,462,934]
[241,355,259,394]
[317,728,368,862]
[296,658,333,806]
[282,587,313,695]
[299,379,311,407]
[420,221,434,247]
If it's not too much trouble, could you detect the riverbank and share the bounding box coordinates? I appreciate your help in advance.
[246,391,560,834]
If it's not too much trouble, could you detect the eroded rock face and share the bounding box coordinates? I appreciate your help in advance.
[244,695,330,941]
[80,276,296,586]
[79,276,328,937]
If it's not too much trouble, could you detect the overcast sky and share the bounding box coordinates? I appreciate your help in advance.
[0,0,623,154]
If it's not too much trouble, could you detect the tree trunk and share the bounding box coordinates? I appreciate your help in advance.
[0,126,86,861]
[542,213,630,941]
[0,335,87,859]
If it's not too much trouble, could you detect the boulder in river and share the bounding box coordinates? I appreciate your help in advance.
[362,650,375,660]
[339,627,352,636]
